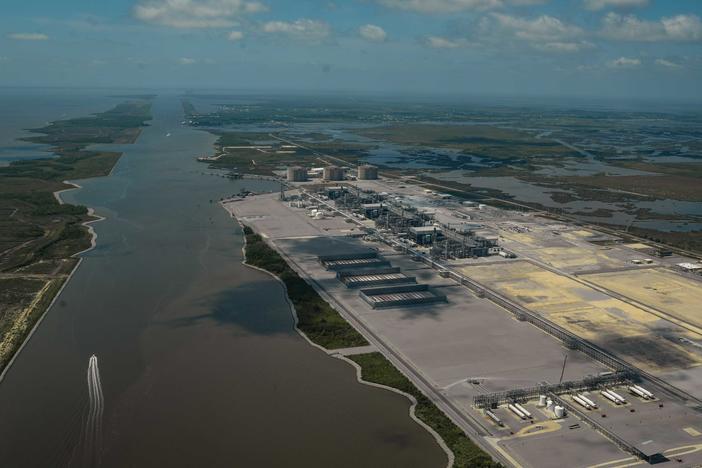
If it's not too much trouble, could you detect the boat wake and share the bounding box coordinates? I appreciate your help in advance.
[82,354,104,466]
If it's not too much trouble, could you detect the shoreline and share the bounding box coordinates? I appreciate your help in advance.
[229,206,454,468]
[54,180,107,255]
[0,179,106,384]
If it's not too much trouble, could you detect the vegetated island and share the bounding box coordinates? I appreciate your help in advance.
[241,226,499,468]
[0,98,153,373]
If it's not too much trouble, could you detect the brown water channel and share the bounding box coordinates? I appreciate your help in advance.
[0,95,446,468]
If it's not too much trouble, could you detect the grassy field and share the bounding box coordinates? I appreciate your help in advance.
[349,352,500,468]
[0,98,152,374]
[206,130,366,177]
[517,171,702,204]
[242,226,368,348]
[0,276,64,370]
[357,124,579,164]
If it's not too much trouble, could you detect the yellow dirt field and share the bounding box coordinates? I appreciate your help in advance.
[498,228,625,271]
[625,243,654,251]
[462,261,702,373]
[583,269,702,330]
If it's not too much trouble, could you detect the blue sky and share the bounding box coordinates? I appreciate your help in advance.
[1,0,701,99]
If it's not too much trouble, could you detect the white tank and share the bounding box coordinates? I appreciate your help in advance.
[579,394,598,409]
[573,395,591,409]
[538,395,547,407]
[629,386,649,399]
[357,165,378,180]
[601,390,620,404]
[608,390,627,404]
[287,166,308,182]
[508,404,527,420]
[554,406,565,418]
[546,399,554,410]
[323,165,344,181]
[515,403,532,419]
[634,385,654,398]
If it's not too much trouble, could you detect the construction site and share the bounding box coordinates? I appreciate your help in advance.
[223,170,702,468]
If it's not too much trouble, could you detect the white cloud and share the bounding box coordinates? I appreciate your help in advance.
[655,58,682,69]
[228,30,244,41]
[534,41,594,53]
[8,33,49,41]
[133,0,267,28]
[378,0,499,13]
[178,57,197,65]
[491,13,583,42]
[359,24,387,42]
[607,56,641,68]
[584,0,647,11]
[425,36,464,48]
[262,19,331,40]
[663,15,702,41]
[601,13,702,42]
[376,0,545,13]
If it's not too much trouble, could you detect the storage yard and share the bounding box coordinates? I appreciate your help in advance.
[223,173,702,468]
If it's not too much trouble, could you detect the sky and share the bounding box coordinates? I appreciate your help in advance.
[1,0,701,100]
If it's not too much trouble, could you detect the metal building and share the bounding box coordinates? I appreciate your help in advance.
[358,165,378,180]
[360,284,447,309]
[336,267,416,288]
[287,166,308,182]
[409,226,442,245]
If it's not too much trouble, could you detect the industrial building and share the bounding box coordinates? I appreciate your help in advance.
[337,267,416,288]
[287,166,308,182]
[323,165,345,181]
[358,164,378,180]
[319,252,391,271]
[361,202,384,219]
[409,226,442,245]
[360,284,447,309]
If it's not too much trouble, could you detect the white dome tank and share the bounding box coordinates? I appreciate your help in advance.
[554,406,565,418]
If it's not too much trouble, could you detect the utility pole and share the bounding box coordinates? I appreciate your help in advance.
[559,353,568,384]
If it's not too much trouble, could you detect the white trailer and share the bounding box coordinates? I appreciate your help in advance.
[508,404,527,420]
[579,394,598,409]
[515,403,532,419]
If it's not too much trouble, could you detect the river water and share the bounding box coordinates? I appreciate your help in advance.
[0,95,445,467]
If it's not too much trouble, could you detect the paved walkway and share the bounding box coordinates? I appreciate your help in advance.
[330,345,377,356]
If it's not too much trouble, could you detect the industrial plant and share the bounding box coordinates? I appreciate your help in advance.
[224,168,702,468]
